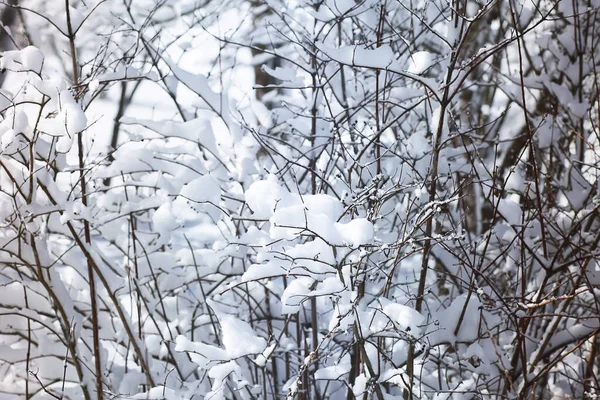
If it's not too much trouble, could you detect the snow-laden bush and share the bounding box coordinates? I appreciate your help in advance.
[1,0,600,399]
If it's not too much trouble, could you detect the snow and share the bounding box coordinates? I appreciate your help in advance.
[270,202,375,245]
[407,51,433,74]
[254,343,276,367]
[36,89,88,153]
[353,374,368,397]
[498,196,523,226]
[241,260,287,282]
[1,129,19,152]
[304,193,345,217]
[152,201,181,237]
[180,174,221,204]
[175,335,228,365]
[0,46,44,74]
[261,65,302,83]
[175,308,266,364]
[128,386,179,400]
[429,294,494,344]
[60,94,88,135]
[208,360,243,397]
[317,43,395,69]
[314,355,350,380]
[281,278,312,314]
[405,131,430,158]
[245,178,374,246]
[219,314,267,358]
[244,176,294,219]
[379,298,425,337]
[338,218,374,247]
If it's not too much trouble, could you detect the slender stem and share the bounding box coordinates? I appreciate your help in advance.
[65,2,103,399]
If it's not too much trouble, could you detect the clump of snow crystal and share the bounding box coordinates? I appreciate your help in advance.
[180,174,221,204]
[1,46,44,74]
[407,51,433,74]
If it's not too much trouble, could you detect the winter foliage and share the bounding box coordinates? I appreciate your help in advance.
[1,0,600,399]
